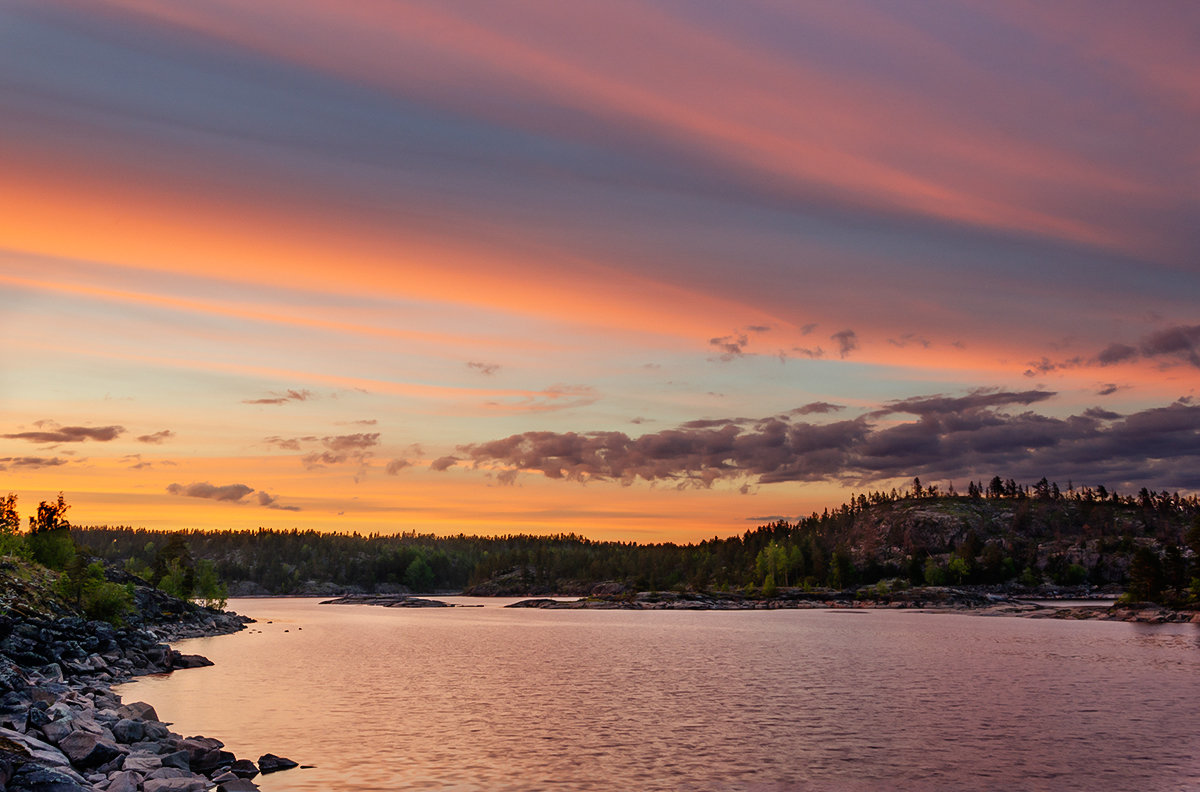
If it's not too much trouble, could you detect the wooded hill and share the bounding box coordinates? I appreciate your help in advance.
[70,478,1200,605]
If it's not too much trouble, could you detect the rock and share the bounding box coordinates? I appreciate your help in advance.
[8,762,90,792]
[39,717,74,745]
[112,718,145,743]
[117,702,158,722]
[178,735,224,771]
[0,727,72,768]
[168,652,213,670]
[257,753,299,774]
[122,753,163,773]
[57,729,122,768]
[160,749,191,770]
[144,777,207,792]
[143,720,170,741]
[218,779,260,792]
[106,769,141,792]
[229,758,259,778]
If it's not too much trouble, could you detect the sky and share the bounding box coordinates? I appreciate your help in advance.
[1,0,1198,542]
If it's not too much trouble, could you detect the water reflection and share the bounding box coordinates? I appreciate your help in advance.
[117,599,1200,792]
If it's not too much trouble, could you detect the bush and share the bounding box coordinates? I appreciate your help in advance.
[29,529,75,570]
[56,560,133,626]
[923,558,947,586]
[194,559,228,610]
[84,582,134,625]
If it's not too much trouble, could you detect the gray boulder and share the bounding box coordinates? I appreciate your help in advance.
[112,718,145,744]
[8,763,89,792]
[39,718,74,745]
[144,776,207,792]
[123,753,163,773]
[160,749,191,770]
[0,727,72,768]
[57,730,121,768]
[117,702,158,722]
[106,770,141,792]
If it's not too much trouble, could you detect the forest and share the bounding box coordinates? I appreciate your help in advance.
[57,477,1200,606]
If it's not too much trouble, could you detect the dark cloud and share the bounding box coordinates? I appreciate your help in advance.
[243,389,314,405]
[302,452,347,469]
[1140,324,1200,367]
[385,459,410,475]
[1095,343,1138,366]
[136,430,174,444]
[430,456,459,471]
[709,332,749,361]
[800,323,817,335]
[166,482,254,502]
[1023,357,1082,377]
[323,433,380,451]
[267,433,379,465]
[888,333,931,349]
[879,389,1054,417]
[256,491,301,511]
[1033,325,1200,376]
[790,402,844,415]
[830,329,858,358]
[1097,383,1119,396]
[168,482,298,510]
[467,361,501,376]
[708,326,774,362]
[681,417,753,429]
[264,436,307,451]
[460,394,1200,491]
[2,425,124,443]
[0,456,68,470]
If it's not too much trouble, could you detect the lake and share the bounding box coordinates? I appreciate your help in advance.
[116,597,1200,791]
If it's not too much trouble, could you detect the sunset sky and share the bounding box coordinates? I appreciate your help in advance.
[2,0,1197,541]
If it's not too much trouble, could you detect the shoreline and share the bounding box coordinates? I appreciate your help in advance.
[0,603,298,792]
[317,588,1200,624]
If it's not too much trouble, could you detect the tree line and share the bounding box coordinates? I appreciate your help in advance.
[50,478,1200,606]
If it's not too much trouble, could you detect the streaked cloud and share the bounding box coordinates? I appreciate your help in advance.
[2,423,124,444]
[243,389,314,405]
[167,482,254,502]
[0,456,68,470]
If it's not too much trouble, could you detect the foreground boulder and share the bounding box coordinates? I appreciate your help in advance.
[55,731,120,769]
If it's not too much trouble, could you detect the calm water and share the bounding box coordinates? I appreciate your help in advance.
[117,597,1200,792]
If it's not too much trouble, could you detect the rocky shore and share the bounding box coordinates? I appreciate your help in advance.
[0,564,297,792]
[319,594,454,608]
[506,587,1200,623]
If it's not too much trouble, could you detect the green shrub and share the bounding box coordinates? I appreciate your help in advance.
[56,559,133,625]
[923,558,946,586]
[83,582,134,625]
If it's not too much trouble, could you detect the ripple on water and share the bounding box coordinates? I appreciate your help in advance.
[115,600,1200,792]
